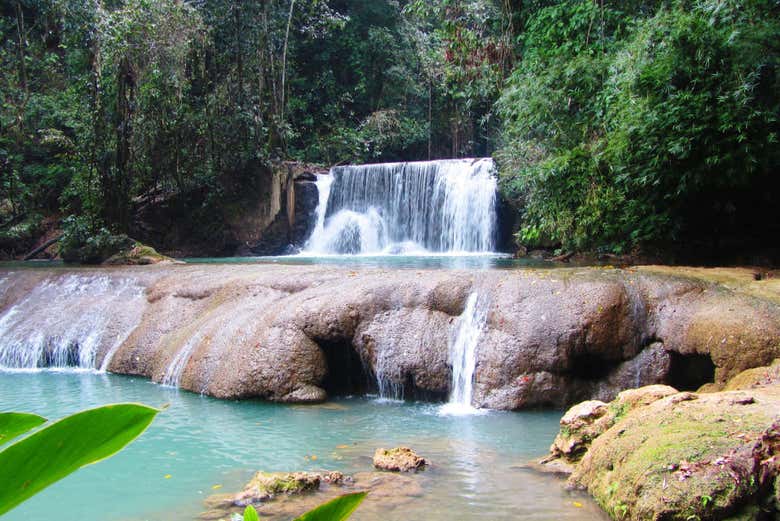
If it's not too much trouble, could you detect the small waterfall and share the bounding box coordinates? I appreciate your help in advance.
[303,158,498,255]
[161,330,205,387]
[373,356,404,403]
[0,275,145,371]
[440,292,488,416]
[160,307,257,389]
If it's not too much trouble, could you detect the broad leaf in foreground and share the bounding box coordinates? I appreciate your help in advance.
[293,492,368,521]
[0,412,46,447]
[0,403,158,515]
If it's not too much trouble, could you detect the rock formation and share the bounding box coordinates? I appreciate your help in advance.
[0,265,778,409]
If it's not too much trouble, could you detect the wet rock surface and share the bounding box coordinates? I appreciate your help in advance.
[1,264,779,409]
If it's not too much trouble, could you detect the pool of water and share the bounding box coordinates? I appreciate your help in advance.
[0,372,606,521]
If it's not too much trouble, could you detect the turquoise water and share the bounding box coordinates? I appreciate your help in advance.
[182,254,558,270]
[0,372,606,521]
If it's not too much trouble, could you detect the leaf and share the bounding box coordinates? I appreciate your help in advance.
[0,403,159,515]
[293,492,367,521]
[243,505,260,521]
[0,412,46,447]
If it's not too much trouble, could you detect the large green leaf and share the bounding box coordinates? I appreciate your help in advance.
[293,492,368,521]
[0,412,46,447]
[0,403,159,515]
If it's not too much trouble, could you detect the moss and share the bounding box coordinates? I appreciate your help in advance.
[103,242,176,265]
[246,471,321,498]
[724,360,780,391]
[570,387,779,520]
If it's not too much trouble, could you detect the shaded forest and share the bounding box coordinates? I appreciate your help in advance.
[1,0,778,262]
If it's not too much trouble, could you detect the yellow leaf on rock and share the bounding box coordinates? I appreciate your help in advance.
[573,502,583,508]
[212,484,222,490]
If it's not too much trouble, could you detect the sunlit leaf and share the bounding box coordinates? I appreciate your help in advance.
[243,505,260,521]
[293,492,367,521]
[0,403,158,515]
[0,412,46,447]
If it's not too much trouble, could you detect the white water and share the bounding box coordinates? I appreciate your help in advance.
[304,158,498,255]
[0,275,145,371]
[440,292,489,416]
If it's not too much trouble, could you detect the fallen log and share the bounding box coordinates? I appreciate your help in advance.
[23,234,62,261]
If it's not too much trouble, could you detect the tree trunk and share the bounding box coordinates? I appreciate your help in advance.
[114,56,135,232]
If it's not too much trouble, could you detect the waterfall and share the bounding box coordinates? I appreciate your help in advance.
[303,158,498,255]
[0,275,145,371]
[440,292,488,416]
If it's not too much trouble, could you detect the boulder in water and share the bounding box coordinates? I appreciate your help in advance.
[373,447,427,472]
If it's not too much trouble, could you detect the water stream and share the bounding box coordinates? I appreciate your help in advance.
[440,292,488,416]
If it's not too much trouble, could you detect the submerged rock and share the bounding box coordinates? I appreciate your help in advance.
[373,447,428,472]
[542,375,780,521]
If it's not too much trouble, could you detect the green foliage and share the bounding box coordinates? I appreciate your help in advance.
[497,0,780,254]
[243,505,261,521]
[0,412,46,446]
[0,403,158,515]
[59,215,134,264]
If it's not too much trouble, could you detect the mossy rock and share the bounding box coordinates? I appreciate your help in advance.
[724,360,780,391]
[232,471,346,506]
[570,387,780,520]
[549,386,678,464]
[103,243,176,265]
[373,447,427,472]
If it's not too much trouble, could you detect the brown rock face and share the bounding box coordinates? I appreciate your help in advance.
[2,264,779,409]
[373,447,428,472]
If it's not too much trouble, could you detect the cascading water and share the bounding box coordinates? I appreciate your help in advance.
[303,158,498,255]
[160,307,257,388]
[0,275,145,371]
[440,292,489,416]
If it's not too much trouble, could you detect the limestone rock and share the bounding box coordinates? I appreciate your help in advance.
[724,359,780,391]
[611,384,678,413]
[280,384,327,403]
[4,264,780,410]
[373,447,427,472]
[549,400,611,463]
